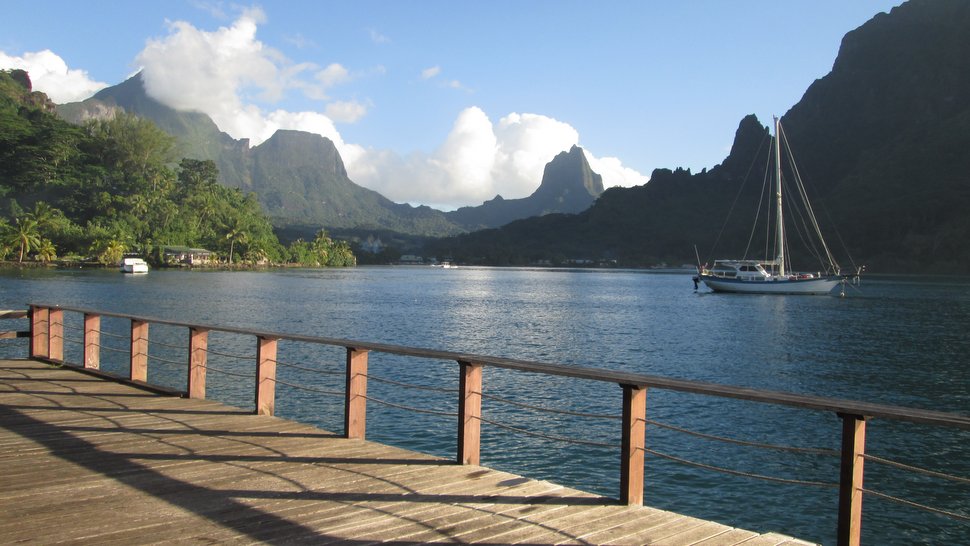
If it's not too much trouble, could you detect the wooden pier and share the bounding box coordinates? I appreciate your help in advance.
[0,358,810,545]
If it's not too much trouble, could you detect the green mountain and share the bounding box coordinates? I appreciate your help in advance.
[426,0,970,273]
[445,145,604,230]
[56,75,606,238]
[56,74,463,236]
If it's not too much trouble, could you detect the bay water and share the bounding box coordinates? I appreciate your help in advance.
[1,266,967,544]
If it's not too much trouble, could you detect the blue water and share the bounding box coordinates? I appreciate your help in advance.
[1,266,968,544]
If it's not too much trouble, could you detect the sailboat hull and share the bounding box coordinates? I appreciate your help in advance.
[700,275,842,295]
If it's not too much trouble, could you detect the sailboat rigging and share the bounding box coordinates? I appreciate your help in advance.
[696,116,859,295]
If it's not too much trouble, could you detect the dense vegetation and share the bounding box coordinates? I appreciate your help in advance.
[0,69,354,267]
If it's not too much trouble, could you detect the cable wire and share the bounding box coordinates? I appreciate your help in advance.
[862,488,970,523]
[367,373,456,394]
[863,454,970,484]
[644,446,838,488]
[478,416,616,448]
[364,394,456,417]
[482,392,621,420]
[646,419,838,456]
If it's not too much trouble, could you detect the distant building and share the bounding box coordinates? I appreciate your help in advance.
[398,254,424,264]
[162,246,214,266]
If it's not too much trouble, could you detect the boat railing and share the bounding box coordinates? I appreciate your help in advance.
[18,303,970,546]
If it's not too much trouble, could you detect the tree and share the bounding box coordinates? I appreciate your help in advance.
[35,238,56,262]
[90,237,126,265]
[223,216,249,265]
[10,216,40,263]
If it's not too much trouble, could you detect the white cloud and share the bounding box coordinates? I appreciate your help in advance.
[326,100,368,123]
[135,8,362,146]
[369,28,390,44]
[128,11,645,209]
[585,153,648,190]
[347,107,646,209]
[316,63,350,88]
[0,49,108,103]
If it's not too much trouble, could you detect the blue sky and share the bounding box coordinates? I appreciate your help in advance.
[2,0,903,209]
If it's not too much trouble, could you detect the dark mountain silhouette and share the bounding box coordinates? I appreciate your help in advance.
[445,145,604,229]
[426,0,970,273]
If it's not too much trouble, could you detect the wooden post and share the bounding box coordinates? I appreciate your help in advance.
[458,361,483,465]
[837,413,868,546]
[187,328,208,399]
[130,320,149,382]
[48,309,63,362]
[255,337,278,416]
[30,306,49,359]
[620,384,647,506]
[344,347,369,439]
[83,314,101,369]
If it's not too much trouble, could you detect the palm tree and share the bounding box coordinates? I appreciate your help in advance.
[35,239,56,263]
[28,202,57,230]
[94,238,126,266]
[12,217,41,263]
[224,217,249,265]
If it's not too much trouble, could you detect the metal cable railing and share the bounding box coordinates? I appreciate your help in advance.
[148,337,187,351]
[147,353,185,368]
[268,375,343,398]
[861,488,970,522]
[643,445,838,488]
[54,327,970,511]
[645,418,838,456]
[863,453,970,484]
[366,373,456,394]
[195,362,252,379]
[478,416,615,448]
[22,303,970,541]
[275,358,344,377]
[485,390,839,486]
[205,347,256,361]
[483,392,621,420]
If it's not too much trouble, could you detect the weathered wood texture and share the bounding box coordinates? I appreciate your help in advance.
[0,359,815,545]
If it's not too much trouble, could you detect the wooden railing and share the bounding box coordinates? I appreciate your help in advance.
[0,310,29,339]
[19,303,970,546]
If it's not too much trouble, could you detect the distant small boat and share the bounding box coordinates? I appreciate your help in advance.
[120,258,149,274]
[431,261,455,269]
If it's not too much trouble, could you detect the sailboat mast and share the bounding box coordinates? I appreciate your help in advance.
[773,116,785,276]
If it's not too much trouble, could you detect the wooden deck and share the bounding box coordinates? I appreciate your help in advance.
[0,359,813,545]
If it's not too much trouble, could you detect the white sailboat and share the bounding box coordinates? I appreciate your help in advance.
[697,117,856,295]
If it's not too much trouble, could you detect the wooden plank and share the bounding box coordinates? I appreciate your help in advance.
[343,347,367,438]
[620,384,646,505]
[83,313,100,369]
[692,528,762,545]
[0,359,812,546]
[837,414,867,546]
[255,336,277,415]
[29,306,48,358]
[48,308,63,362]
[187,327,207,399]
[129,320,149,382]
[457,360,482,465]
